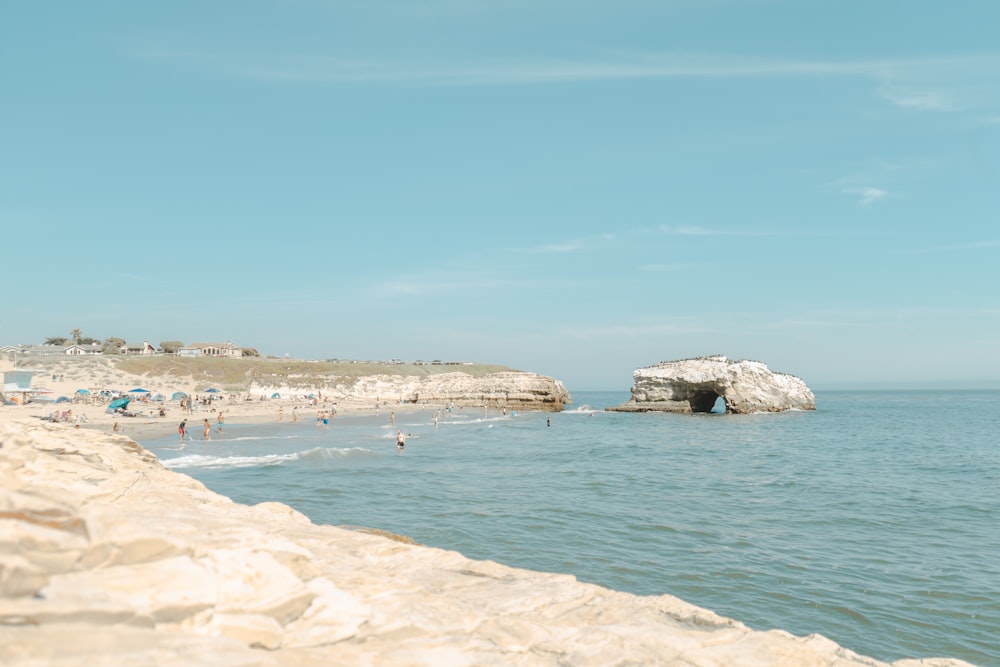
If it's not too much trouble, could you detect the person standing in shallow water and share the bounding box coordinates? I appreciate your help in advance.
[178,419,187,440]
[396,430,406,448]
[217,413,224,433]
[203,419,211,441]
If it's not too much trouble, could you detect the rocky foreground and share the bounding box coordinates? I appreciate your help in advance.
[0,420,972,666]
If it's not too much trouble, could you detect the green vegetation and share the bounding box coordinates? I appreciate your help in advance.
[117,356,515,391]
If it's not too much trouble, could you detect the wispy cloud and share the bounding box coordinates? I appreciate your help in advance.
[877,86,960,111]
[130,47,1000,100]
[843,186,888,206]
[639,262,707,272]
[513,233,615,254]
[659,224,720,236]
[657,224,782,237]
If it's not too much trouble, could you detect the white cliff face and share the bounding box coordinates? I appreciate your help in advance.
[614,356,816,414]
[0,421,971,666]
[253,371,571,412]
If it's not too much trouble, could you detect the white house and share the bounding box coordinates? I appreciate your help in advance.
[185,342,242,358]
[121,341,157,355]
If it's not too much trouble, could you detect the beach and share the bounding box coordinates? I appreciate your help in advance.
[0,356,448,440]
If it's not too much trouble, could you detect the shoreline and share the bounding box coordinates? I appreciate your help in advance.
[0,417,976,666]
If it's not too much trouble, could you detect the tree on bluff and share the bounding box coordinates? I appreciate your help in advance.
[160,341,185,354]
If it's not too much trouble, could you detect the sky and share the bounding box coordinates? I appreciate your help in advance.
[2,1,998,391]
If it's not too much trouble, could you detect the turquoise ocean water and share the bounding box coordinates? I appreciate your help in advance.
[141,390,1000,666]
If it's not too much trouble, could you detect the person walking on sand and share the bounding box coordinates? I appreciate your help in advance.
[292,406,298,423]
[113,421,119,434]
[203,419,211,440]
[278,406,284,422]
[178,419,187,440]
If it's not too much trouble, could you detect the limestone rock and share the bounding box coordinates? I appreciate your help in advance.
[609,355,816,414]
[404,371,571,412]
[253,371,571,412]
[0,419,973,667]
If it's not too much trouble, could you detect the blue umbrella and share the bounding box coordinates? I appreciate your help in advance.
[271,392,281,399]
[108,397,130,409]
[171,391,188,400]
[129,388,150,393]
[55,396,71,403]
[76,388,91,395]
[205,388,220,393]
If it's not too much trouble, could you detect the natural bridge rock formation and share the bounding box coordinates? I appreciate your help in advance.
[609,356,816,414]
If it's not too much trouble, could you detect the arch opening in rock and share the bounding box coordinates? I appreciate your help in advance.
[688,390,722,413]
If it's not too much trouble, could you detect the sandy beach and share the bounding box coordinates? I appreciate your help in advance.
[0,357,453,441]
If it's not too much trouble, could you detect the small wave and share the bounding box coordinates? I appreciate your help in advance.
[226,434,306,442]
[162,445,378,470]
[565,405,601,415]
[439,416,509,426]
[162,452,298,470]
[296,446,378,460]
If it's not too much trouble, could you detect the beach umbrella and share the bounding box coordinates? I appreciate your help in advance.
[76,388,90,395]
[271,392,281,399]
[55,396,71,403]
[108,397,130,410]
[205,388,220,393]
[129,388,150,393]
[171,391,188,400]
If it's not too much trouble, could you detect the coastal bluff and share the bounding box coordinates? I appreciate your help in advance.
[300,371,571,412]
[609,356,816,414]
[0,421,972,666]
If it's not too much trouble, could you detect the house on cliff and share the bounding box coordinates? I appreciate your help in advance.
[179,342,243,358]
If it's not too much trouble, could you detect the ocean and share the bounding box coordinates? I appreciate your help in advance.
[141,390,1000,666]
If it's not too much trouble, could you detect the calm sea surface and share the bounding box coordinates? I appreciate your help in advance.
[141,390,1000,666]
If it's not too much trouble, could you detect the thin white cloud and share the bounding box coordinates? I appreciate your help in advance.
[521,239,586,254]
[877,86,961,112]
[514,233,615,254]
[130,47,1000,97]
[639,262,706,272]
[659,224,720,236]
[657,224,783,237]
[844,186,888,206]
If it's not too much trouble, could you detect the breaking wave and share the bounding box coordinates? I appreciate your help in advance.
[161,446,378,470]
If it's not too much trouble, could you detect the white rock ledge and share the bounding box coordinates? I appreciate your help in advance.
[0,420,973,666]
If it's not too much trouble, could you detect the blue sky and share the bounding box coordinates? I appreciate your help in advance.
[2,1,998,391]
